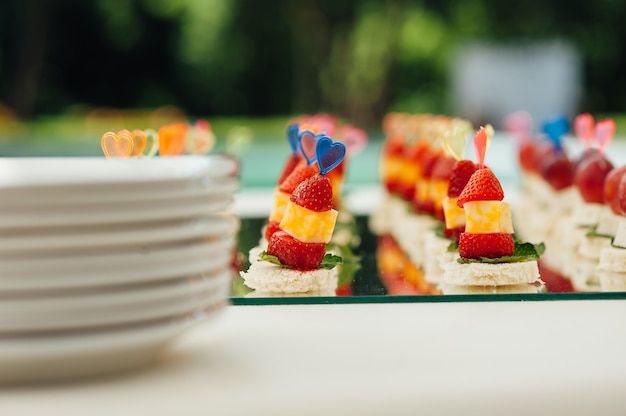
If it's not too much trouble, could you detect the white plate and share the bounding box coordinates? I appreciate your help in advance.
[0,193,234,228]
[0,155,239,189]
[0,307,223,384]
[0,213,239,254]
[0,176,240,207]
[0,269,231,333]
[0,236,234,292]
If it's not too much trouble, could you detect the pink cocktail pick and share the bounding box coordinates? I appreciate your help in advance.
[595,119,615,155]
[574,113,595,149]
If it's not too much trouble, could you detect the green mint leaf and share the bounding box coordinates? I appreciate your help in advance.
[319,254,343,270]
[258,251,292,268]
[326,243,361,286]
[586,227,614,239]
[457,241,544,264]
[259,251,343,270]
[447,240,459,252]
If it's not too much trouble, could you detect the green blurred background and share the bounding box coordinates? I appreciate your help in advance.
[1,0,625,186]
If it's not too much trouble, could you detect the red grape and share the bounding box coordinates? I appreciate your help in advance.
[574,154,614,203]
[604,165,626,215]
[618,172,626,215]
[520,140,555,173]
[574,148,599,170]
[540,153,575,191]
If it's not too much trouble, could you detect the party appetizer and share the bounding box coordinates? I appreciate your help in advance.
[241,135,346,294]
[442,127,544,287]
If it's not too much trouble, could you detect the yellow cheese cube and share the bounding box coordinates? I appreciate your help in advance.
[464,201,514,234]
[430,179,449,212]
[279,202,338,243]
[443,196,466,229]
[381,156,404,183]
[269,189,291,223]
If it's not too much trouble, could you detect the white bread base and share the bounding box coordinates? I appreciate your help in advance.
[423,231,452,284]
[241,252,338,294]
[440,282,542,295]
[598,246,626,273]
[598,270,626,292]
[578,235,612,260]
[369,194,404,235]
[442,260,541,286]
[570,256,600,291]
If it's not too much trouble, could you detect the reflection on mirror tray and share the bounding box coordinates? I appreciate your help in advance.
[230,214,626,303]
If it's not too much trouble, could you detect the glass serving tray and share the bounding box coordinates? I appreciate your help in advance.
[230,215,626,305]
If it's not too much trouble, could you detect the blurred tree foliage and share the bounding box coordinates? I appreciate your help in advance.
[1,0,625,127]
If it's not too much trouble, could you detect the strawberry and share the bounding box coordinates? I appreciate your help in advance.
[267,231,326,270]
[277,153,301,185]
[447,160,477,198]
[444,225,464,242]
[278,161,319,194]
[264,220,281,242]
[431,155,457,181]
[459,232,514,259]
[457,168,504,207]
[290,174,333,212]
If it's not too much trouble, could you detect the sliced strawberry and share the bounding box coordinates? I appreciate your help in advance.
[290,174,333,212]
[457,168,504,207]
[267,231,326,270]
[458,232,514,259]
[264,220,281,242]
[444,225,465,242]
[278,161,319,194]
[277,153,302,185]
[431,155,457,181]
[447,160,477,198]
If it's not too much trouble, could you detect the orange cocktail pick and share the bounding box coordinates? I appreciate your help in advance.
[129,129,147,158]
[158,122,188,156]
[101,130,133,159]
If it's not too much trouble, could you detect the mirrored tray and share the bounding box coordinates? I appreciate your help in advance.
[230,213,626,305]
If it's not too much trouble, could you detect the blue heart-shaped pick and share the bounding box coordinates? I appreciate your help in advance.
[287,123,300,153]
[316,135,346,176]
[542,115,569,151]
[298,130,319,165]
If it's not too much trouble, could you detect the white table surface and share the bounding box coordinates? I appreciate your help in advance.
[3,300,626,416]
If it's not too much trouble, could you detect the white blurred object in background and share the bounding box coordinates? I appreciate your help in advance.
[449,40,583,129]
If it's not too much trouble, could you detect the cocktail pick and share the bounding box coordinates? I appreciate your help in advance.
[158,122,187,156]
[503,110,533,143]
[185,119,215,155]
[485,124,494,151]
[287,123,300,153]
[574,113,594,149]
[141,129,160,157]
[129,129,147,158]
[595,118,615,155]
[339,124,368,156]
[225,126,253,155]
[443,119,472,161]
[316,135,346,176]
[474,126,489,169]
[542,115,569,151]
[308,113,338,137]
[101,130,133,159]
[299,130,319,165]
[443,127,466,161]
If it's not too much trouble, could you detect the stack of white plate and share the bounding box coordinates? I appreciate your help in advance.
[0,155,240,383]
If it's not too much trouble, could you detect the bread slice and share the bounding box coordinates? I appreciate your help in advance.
[423,230,453,284]
[442,260,541,286]
[440,282,542,294]
[598,246,626,273]
[598,270,626,292]
[241,251,338,294]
